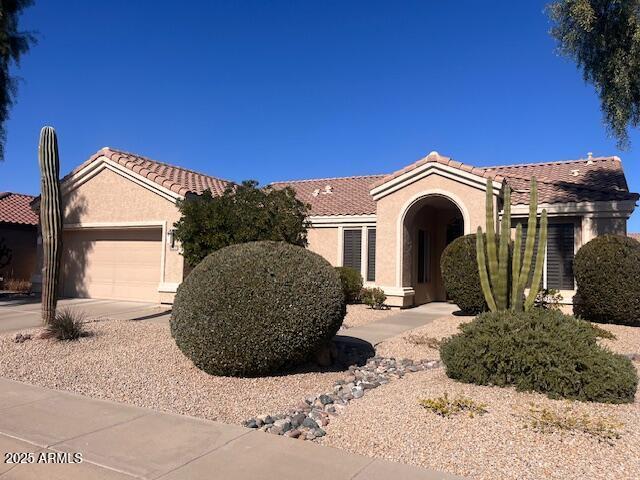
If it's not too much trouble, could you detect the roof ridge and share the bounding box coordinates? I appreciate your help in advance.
[105,147,230,183]
[482,156,619,170]
[271,173,387,185]
[0,192,36,199]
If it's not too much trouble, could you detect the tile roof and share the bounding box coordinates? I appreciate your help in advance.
[0,192,38,226]
[271,175,385,216]
[629,233,640,242]
[65,147,231,197]
[273,153,638,215]
[482,156,638,205]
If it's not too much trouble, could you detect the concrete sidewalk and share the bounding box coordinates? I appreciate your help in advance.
[341,302,461,345]
[0,297,171,334]
[0,378,462,480]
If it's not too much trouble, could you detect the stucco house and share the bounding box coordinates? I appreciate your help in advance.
[32,147,637,307]
[0,192,38,284]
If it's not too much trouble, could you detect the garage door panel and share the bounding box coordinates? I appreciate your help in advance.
[62,228,162,302]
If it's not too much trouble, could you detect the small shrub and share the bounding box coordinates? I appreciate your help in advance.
[171,241,346,376]
[440,234,504,314]
[42,309,87,341]
[523,404,623,444]
[534,289,563,310]
[335,267,363,303]
[360,287,387,309]
[440,309,638,403]
[574,234,640,326]
[2,278,31,294]
[405,333,442,349]
[420,393,487,418]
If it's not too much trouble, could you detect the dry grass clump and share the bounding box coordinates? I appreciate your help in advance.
[2,278,31,293]
[405,333,442,349]
[523,404,623,445]
[40,309,89,341]
[420,392,487,418]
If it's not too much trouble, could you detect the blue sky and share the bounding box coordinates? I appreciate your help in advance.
[1,0,639,230]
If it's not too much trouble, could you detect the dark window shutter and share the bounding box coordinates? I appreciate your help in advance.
[343,229,362,273]
[547,223,574,290]
[367,228,376,282]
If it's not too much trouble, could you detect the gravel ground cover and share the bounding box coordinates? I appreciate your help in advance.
[319,368,640,480]
[341,304,394,329]
[0,320,346,424]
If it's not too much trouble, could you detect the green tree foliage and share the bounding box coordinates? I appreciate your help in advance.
[174,181,310,267]
[548,0,640,148]
[0,0,35,161]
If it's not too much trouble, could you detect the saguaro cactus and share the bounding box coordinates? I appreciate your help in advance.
[38,126,63,324]
[477,177,547,312]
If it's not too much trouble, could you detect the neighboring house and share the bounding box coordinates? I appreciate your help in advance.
[0,192,38,283]
[629,232,640,242]
[32,147,637,306]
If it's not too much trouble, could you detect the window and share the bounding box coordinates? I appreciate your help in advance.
[417,229,430,283]
[546,223,574,290]
[342,229,362,273]
[367,228,376,281]
[519,221,575,290]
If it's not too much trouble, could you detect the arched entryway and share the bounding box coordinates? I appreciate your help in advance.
[400,194,466,305]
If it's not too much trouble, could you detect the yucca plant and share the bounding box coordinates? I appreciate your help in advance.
[41,308,87,341]
[477,177,547,312]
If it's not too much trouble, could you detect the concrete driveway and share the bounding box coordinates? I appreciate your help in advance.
[0,296,171,334]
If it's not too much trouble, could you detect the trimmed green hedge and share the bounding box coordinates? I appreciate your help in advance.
[440,309,637,404]
[335,267,363,303]
[440,234,488,314]
[170,241,346,376]
[574,234,640,326]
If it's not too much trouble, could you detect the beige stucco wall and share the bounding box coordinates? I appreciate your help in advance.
[581,216,627,244]
[307,227,339,266]
[374,173,492,306]
[34,166,184,303]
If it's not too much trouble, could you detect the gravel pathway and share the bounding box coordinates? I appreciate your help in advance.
[341,304,394,329]
[0,321,346,424]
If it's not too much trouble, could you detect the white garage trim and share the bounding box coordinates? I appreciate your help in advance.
[63,220,168,290]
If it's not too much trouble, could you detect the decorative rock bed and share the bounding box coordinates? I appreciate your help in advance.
[243,356,441,440]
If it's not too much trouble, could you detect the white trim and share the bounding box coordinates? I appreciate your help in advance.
[60,156,184,204]
[309,214,376,228]
[370,163,502,200]
[395,189,472,287]
[158,282,179,293]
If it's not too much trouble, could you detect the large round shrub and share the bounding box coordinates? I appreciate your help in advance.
[574,235,640,326]
[170,241,346,376]
[335,266,363,303]
[441,234,486,313]
[440,309,638,403]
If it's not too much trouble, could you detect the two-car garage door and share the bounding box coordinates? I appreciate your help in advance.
[62,228,163,302]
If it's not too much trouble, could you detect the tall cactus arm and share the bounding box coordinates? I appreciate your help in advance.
[524,209,548,311]
[511,223,522,311]
[38,126,63,324]
[515,177,539,302]
[476,227,498,312]
[495,184,511,310]
[484,178,499,290]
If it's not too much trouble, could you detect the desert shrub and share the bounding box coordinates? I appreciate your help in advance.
[440,309,638,404]
[360,287,387,309]
[440,234,502,314]
[419,393,487,418]
[574,235,640,326]
[405,333,442,349]
[335,267,363,303]
[2,278,31,294]
[171,241,346,376]
[534,289,564,310]
[42,309,87,341]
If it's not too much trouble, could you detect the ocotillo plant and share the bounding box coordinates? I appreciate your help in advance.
[477,177,547,312]
[38,126,63,324]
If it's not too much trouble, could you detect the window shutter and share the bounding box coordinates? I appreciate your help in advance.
[343,229,362,273]
[367,228,376,282]
[547,223,574,290]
